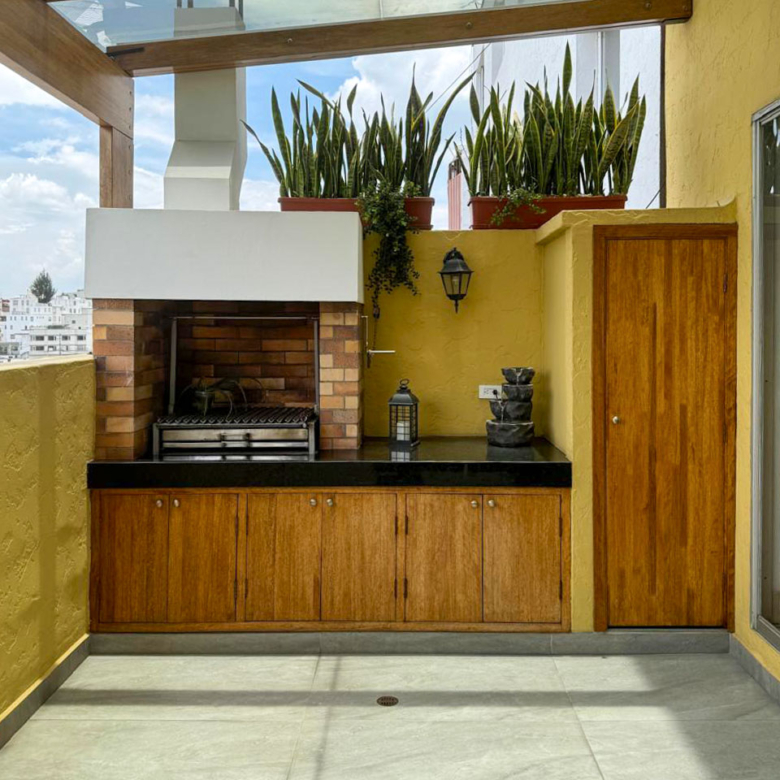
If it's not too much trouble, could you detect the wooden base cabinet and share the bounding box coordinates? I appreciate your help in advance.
[246,494,322,621]
[405,494,482,622]
[322,494,397,622]
[91,488,570,632]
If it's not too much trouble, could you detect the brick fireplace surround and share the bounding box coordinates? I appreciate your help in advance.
[92,299,363,461]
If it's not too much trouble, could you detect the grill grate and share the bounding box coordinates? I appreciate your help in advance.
[157,407,316,427]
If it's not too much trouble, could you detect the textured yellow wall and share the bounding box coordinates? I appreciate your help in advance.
[537,206,736,630]
[363,231,544,437]
[0,356,94,719]
[541,230,573,455]
[666,0,780,676]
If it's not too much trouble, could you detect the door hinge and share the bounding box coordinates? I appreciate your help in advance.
[404,578,408,599]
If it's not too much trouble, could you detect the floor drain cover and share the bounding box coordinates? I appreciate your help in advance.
[376,696,399,707]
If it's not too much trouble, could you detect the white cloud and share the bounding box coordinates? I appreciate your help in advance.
[329,47,474,122]
[133,166,164,209]
[240,178,281,211]
[15,139,100,180]
[0,174,95,294]
[135,93,174,148]
[0,173,92,214]
[0,65,65,109]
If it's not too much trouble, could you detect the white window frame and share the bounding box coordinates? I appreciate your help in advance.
[752,97,780,650]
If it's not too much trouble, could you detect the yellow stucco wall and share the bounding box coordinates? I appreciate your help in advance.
[537,206,735,630]
[666,0,780,677]
[0,356,94,720]
[363,231,545,437]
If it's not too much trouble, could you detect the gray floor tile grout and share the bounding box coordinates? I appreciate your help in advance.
[284,650,325,780]
[551,655,607,780]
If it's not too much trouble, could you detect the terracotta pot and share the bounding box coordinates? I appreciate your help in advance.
[404,197,434,230]
[278,196,435,230]
[469,194,628,230]
[279,197,360,214]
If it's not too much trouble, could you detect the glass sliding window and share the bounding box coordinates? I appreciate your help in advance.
[754,100,780,646]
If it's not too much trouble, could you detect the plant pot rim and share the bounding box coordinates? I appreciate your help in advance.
[468,193,628,204]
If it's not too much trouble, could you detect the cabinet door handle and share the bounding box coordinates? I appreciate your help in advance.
[471,500,479,508]
[310,498,318,507]
[487,499,496,508]
[326,498,334,507]
[155,499,163,509]
[173,498,180,508]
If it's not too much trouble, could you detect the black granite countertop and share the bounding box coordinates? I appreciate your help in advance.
[87,437,571,490]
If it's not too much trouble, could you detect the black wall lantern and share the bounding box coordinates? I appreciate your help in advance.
[389,379,420,448]
[439,247,473,313]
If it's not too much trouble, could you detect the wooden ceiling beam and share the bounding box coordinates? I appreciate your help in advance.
[0,0,133,136]
[107,0,692,77]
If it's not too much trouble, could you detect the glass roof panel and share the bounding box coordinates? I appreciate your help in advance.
[50,0,583,52]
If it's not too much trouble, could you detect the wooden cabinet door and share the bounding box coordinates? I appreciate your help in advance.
[168,493,238,623]
[483,495,561,623]
[99,493,169,623]
[603,234,729,626]
[246,493,321,621]
[322,493,397,621]
[405,494,482,622]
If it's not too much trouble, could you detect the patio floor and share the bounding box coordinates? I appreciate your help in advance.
[1,652,780,779]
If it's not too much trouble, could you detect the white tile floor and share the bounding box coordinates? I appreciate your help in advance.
[2,653,780,779]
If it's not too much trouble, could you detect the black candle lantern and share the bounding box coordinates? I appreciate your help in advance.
[439,247,473,312]
[389,379,420,448]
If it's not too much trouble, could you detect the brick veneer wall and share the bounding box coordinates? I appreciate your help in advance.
[318,302,363,450]
[93,299,168,461]
[93,300,364,459]
[173,301,319,408]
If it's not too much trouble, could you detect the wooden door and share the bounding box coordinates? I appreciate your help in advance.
[322,493,397,621]
[99,493,169,623]
[595,226,736,627]
[405,494,482,622]
[483,494,561,623]
[168,493,238,623]
[246,493,321,621]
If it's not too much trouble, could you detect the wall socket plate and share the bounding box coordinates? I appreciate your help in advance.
[478,385,502,400]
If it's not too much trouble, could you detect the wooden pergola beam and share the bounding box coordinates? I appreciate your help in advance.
[0,0,133,136]
[106,0,692,77]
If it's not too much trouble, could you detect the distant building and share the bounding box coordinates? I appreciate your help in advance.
[0,291,92,359]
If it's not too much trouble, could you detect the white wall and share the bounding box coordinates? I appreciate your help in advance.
[85,209,364,303]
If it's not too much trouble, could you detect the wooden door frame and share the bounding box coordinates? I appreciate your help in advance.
[592,223,738,632]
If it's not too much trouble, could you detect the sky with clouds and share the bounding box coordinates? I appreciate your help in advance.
[0,46,474,298]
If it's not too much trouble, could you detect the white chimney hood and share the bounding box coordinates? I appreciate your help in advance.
[84,208,364,303]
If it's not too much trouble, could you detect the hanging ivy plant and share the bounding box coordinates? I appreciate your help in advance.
[358,181,420,315]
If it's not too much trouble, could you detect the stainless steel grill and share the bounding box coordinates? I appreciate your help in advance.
[153,406,317,460]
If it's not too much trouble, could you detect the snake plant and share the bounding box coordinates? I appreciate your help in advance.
[244,82,378,199]
[403,72,475,196]
[457,43,646,199]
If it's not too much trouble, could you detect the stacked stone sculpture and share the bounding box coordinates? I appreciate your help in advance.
[486,367,535,447]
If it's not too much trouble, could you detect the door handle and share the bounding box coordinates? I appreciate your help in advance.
[487,499,496,508]
[326,498,334,507]
[173,498,180,508]
[309,498,318,507]
[612,416,621,425]
[471,500,479,508]
[155,499,163,508]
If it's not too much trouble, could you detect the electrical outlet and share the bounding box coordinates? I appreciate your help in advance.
[478,385,502,400]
